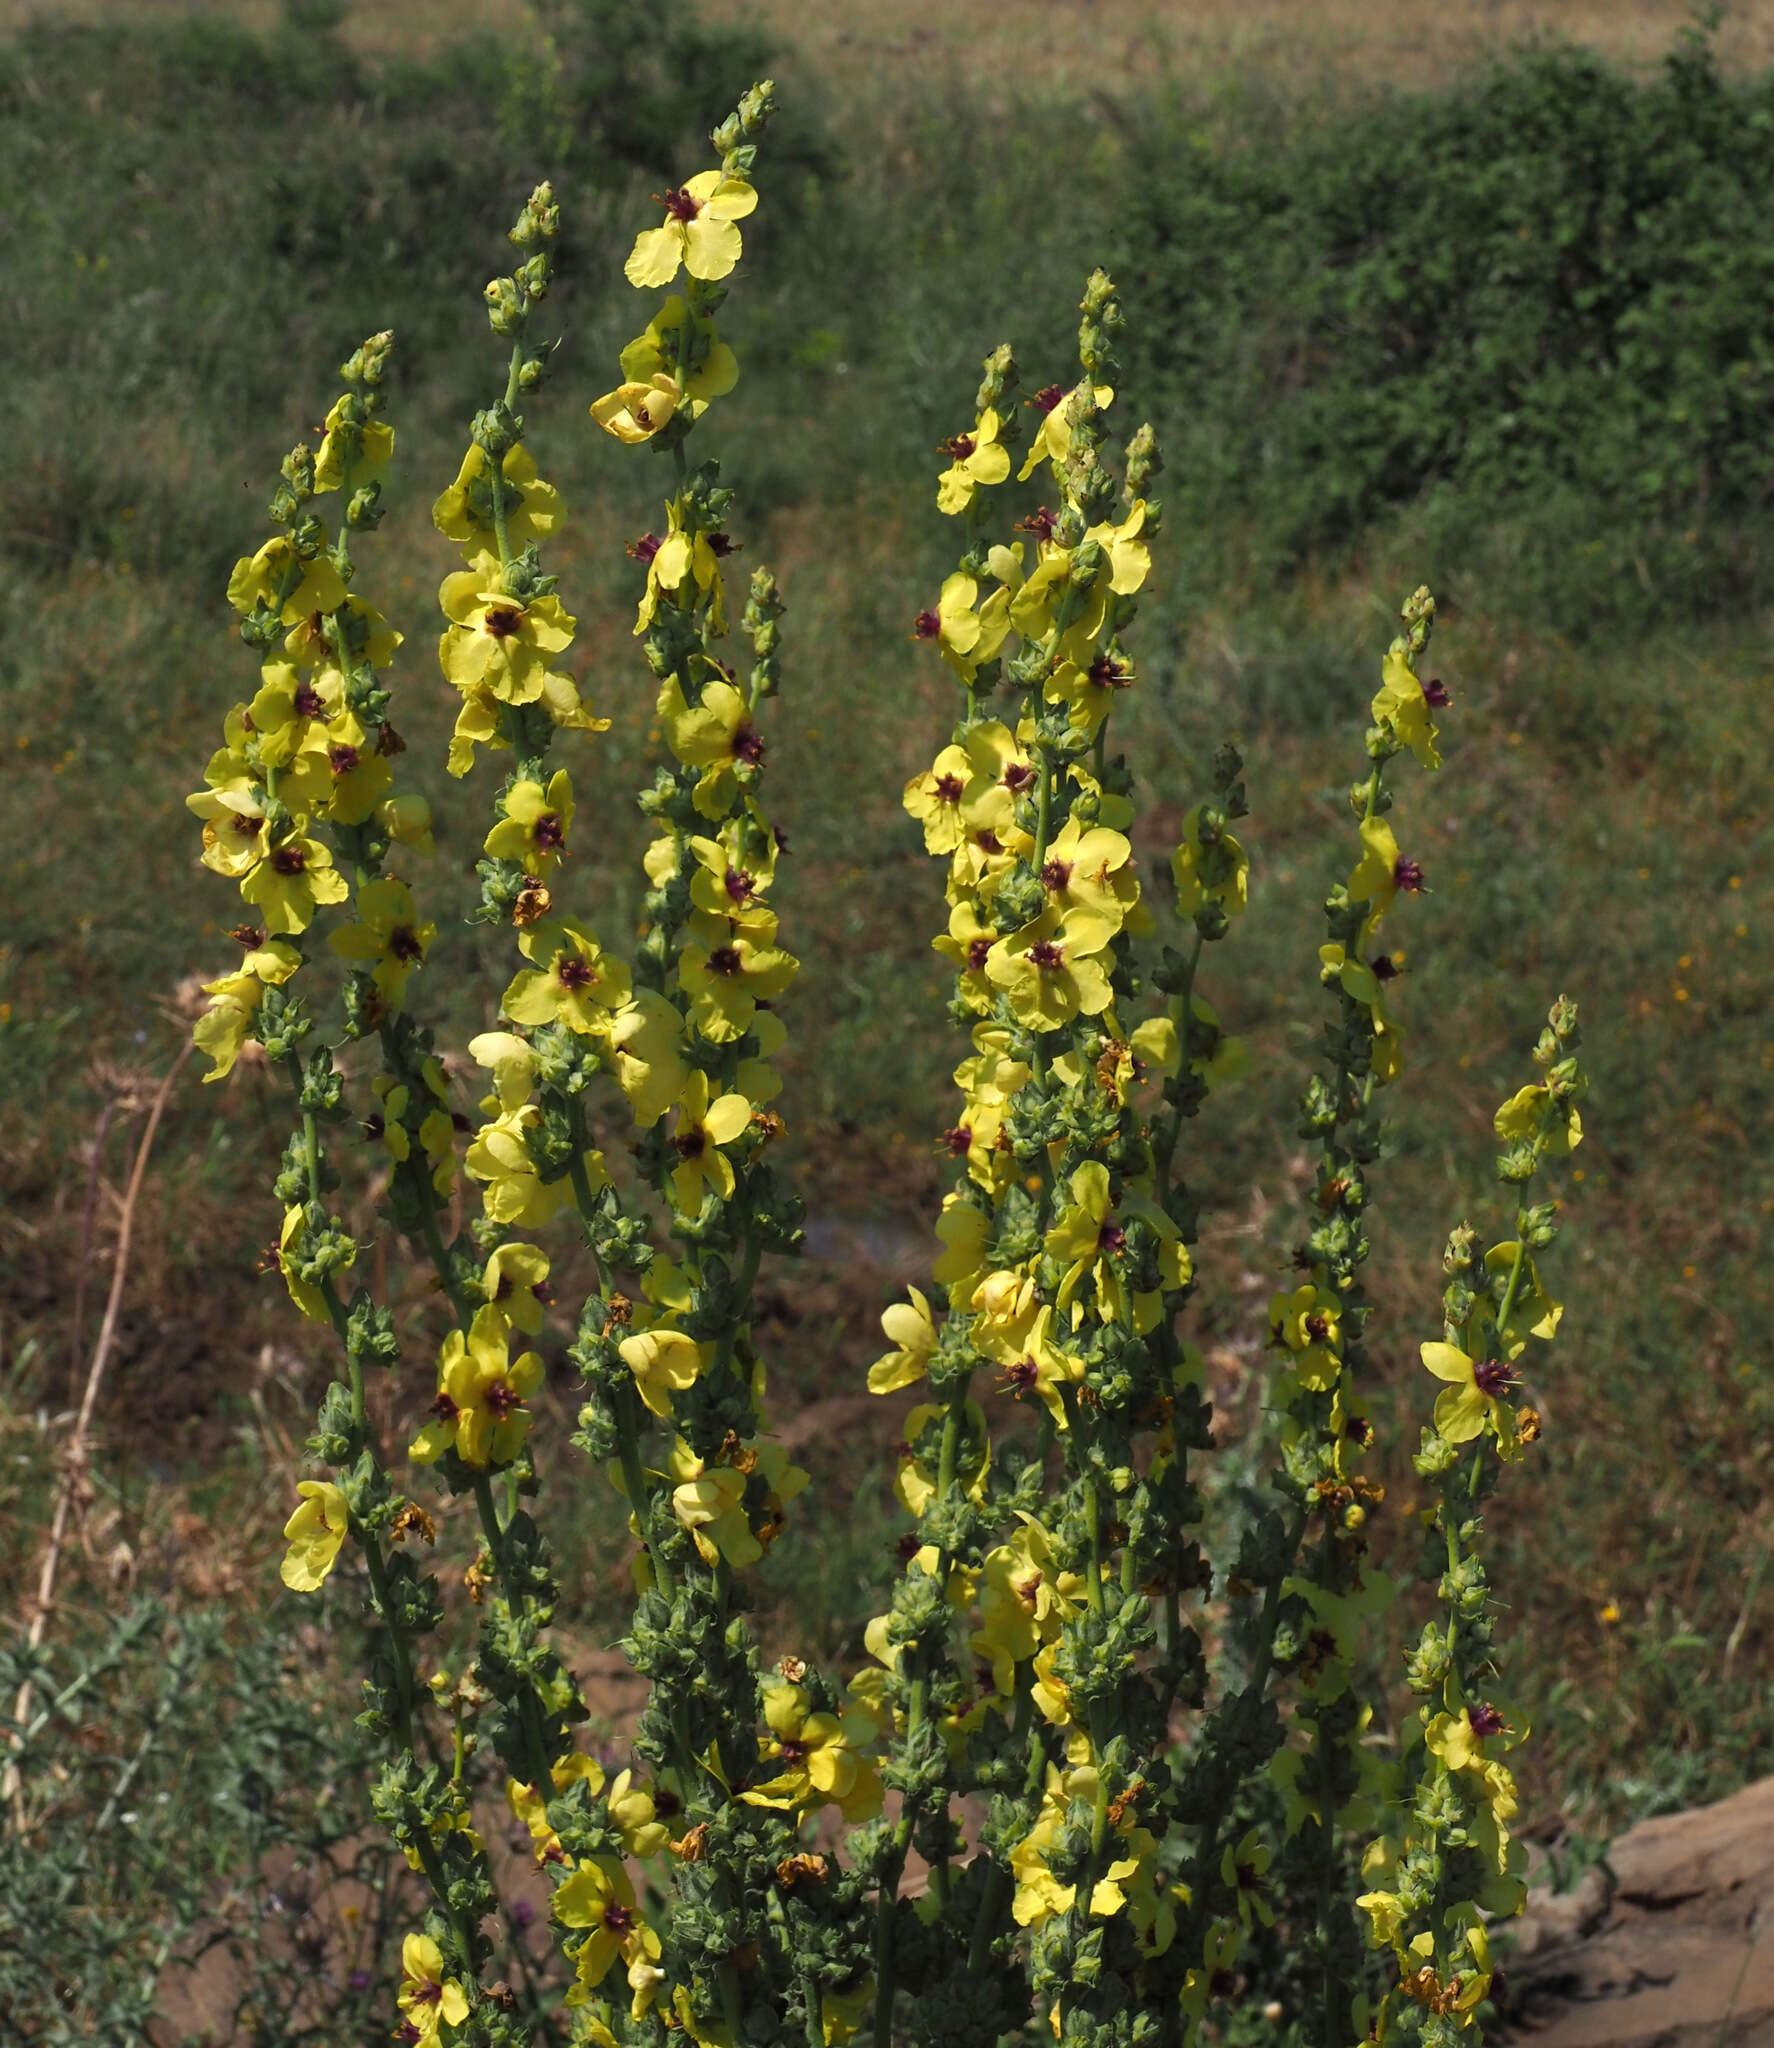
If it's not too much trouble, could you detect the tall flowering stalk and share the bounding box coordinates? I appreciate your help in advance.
[184,77,1587,2048]
[1356,998,1585,2038]
[1251,591,1454,2039]
[186,327,552,2042]
[865,276,1242,2048]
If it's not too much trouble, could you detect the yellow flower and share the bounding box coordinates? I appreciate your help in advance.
[244,659,340,770]
[688,817,777,919]
[980,1301,1081,1428]
[667,1068,753,1210]
[327,876,434,1005]
[656,673,755,815]
[985,908,1114,1031]
[1008,1758,1162,1942]
[465,1105,600,1227]
[868,1287,938,1395]
[432,442,563,555]
[934,1195,990,1304]
[1484,1241,1563,1356]
[313,396,393,493]
[1420,1340,1519,1448]
[485,767,575,874]
[1220,1828,1276,1930]
[618,1328,708,1420]
[279,1479,348,1592]
[1371,645,1443,771]
[608,988,691,1127]
[284,591,401,672]
[936,407,1012,515]
[556,1857,660,2001]
[902,743,973,856]
[1347,816,1424,936]
[1494,1082,1583,1157]
[677,925,796,1043]
[502,919,632,1037]
[509,1756,669,1868]
[396,1932,469,2041]
[381,793,435,858]
[1017,379,1113,481]
[186,779,268,879]
[625,168,758,288]
[667,1436,808,1567]
[1086,498,1153,596]
[971,1516,1080,1686]
[1044,1162,1189,1327]
[315,720,394,827]
[468,1028,538,1112]
[821,1982,875,2048]
[193,936,302,1082]
[957,721,1037,840]
[1034,817,1142,952]
[1172,805,1249,920]
[741,1680,882,1821]
[276,1205,345,1324]
[226,535,345,623]
[239,825,350,935]
[1269,1282,1344,1391]
[437,566,575,705]
[618,295,738,404]
[482,1240,551,1334]
[1424,1696,1524,1777]
[590,373,686,445]
[409,1304,543,1469]
[1044,645,1134,739]
[913,570,1010,686]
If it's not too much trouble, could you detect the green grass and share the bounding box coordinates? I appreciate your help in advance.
[4,4,1774,2028]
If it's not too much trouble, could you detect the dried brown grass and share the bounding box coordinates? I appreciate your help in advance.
[8,0,1774,87]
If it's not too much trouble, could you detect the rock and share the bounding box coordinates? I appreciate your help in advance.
[1505,1775,1774,2046]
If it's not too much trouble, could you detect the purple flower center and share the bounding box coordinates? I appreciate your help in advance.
[1473,1356,1515,1397]
[1032,384,1065,416]
[1392,856,1424,893]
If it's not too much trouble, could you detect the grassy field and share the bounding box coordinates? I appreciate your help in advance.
[15,0,1774,79]
[2,0,1773,2032]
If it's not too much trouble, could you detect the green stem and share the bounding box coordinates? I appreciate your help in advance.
[471,1471,557,1789]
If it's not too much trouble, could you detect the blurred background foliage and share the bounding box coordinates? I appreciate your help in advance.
[2,0,1771,2037]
